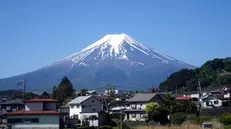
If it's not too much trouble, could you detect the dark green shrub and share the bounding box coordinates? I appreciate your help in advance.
[170,112,186,124]
[225,125,231,129]
[220,113,231,125]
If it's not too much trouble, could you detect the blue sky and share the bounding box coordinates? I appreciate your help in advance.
[0,0,230,78]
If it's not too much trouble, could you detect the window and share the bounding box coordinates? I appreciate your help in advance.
[214,100,219,104]
[71,105,74,108]
[92,100,95,102]
[82,105,85,108]
[131,104,136,109]
[23,118,31,123]
[8,118,23,123]
[132,113,136,118]
[140,104,143,106]
[93,109,96,111]
[6,106,11,111]
[89,105,91,107]
[31,118,39,123]
[14,118,23,123]
[206,101,212,106]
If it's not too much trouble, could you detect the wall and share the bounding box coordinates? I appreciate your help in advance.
[69,96,103,119]
[224,93,230,98]
[8,115,59,129]
[25,102,43,111]
[81,97,103,113]
[202,99,222,108]
[69,104,82,119]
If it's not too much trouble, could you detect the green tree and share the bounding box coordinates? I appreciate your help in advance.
[52,85,57,99]
[77,88,88,96]
[40,91,50,98]
[145,102,160,121]
[57,76,74,105]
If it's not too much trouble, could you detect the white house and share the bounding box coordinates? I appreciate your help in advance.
[7,98,60,129]
[68,95,104,126]
[201,95,222,108]
[124,93,164,121]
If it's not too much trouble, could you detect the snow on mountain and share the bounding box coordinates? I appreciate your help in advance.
[49,33,188,69]
[0,33,194,91]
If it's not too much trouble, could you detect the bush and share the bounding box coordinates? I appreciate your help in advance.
[191,117,212,125]
[225,125,231,129]
[171,112,186,124]
[220,113,231,125]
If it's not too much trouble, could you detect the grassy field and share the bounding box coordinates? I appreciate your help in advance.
[132,124,223,129]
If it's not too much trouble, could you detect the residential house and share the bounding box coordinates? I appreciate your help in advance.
[7,98,60,129]
[201,95,222,108]
[0,99,23,124]
[68,95,105,127]
[124,93,164,121]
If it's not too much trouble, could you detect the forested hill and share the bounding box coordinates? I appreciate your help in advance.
[159,57,231,92]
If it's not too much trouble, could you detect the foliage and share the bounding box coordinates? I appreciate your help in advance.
[190,117,212,125]
[145,102,161,115]
[225,125,231,129]
[77,88,88,96]
[159,57,231,92]
[154,108,170,125]
[186,101,197,114]
[170,112,186,124]
[220,113,231,125]
[55,76,74,105]
[39,91,51,98]
[163,94,176,113]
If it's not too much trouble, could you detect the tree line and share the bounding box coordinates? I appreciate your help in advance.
[159,57,231,92]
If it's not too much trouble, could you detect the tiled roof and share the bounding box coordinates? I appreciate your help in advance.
[7,110,60,115]
[127,93,157,102]
[24,98,58,103]
[68,95,92,105]
[175,96,191,101]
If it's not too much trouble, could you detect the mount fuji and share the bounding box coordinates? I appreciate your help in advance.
[0,34,194,91]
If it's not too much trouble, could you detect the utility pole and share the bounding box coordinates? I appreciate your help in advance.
[198,79,202,114]
[23,79,26,109]
[120,104,123,129]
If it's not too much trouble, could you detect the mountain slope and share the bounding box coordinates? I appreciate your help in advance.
[0,34,194,91]
[159,57,231,92]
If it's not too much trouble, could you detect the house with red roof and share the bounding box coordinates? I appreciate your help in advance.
[7,98,60,129]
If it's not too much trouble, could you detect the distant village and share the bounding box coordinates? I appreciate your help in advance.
[1,77,231,129]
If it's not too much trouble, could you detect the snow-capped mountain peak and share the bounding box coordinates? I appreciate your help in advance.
[49,33,191,70]
[0,34,194,91]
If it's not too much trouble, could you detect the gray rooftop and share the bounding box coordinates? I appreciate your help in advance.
[127,93,157,102]
[68,95,92,105]
[0,99,23,105]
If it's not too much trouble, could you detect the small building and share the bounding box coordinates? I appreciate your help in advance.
[68,95,105,127]
[7,98,60,129]
[0,99,23,124]
[124,93,164,121]
[202,95,222,108]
